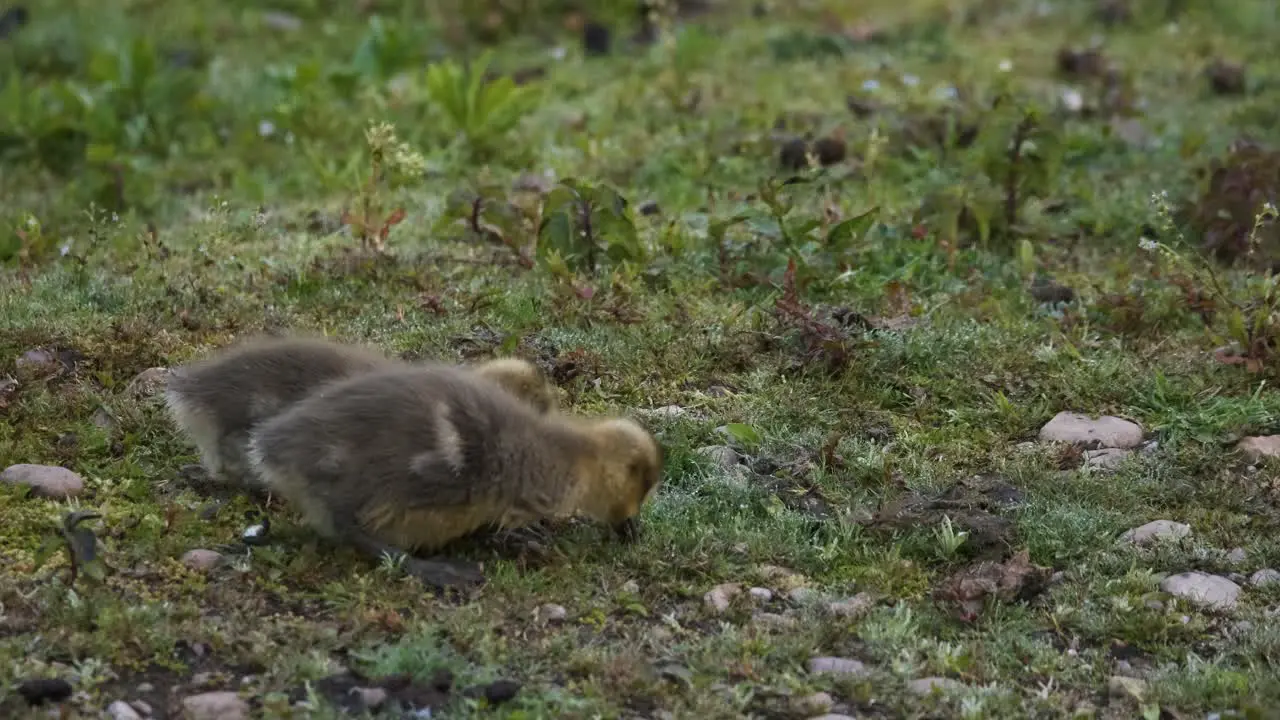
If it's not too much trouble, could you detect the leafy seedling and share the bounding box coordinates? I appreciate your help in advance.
[537,178,642,275]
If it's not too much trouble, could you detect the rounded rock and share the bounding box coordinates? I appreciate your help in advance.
[1039,411,1144,449]
[1119,520,1191,547]
[124,367,174,399]
[807,657,868,677]
[181,691,249,720]
[1250,568,1280,588]
[704,583,742,614]
[1,464,85,498]
[695,445,741,470]
[107,700,143,720]
[181,549,225,572]
[791,691,834,715]
[1236,435,1280,463]
[826,593,875,619]
[1160,572,1241,611]
[908,676,965,696]
[535,603,567,623]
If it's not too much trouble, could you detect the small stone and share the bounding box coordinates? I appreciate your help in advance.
[1236,436,1280,463]
[826,593,875,619]
[350,687,388,710]
[704,583,742,614]
[619,579,640,594]
[262,10,302,32]
[124,367,173,399]
[747,587,773,602]
[130,700,153,716]
[535,603,567,623]
[695,445,740,470]
[1039,411,1144,449]
[792,691,834,715]
[1160,572,1241,611]
[91,407,117,430]
[136,683,154,694]
[1108,675,1147,702]
[1,464,85,498]
[1119,520,1191,547]
[757,564,808,591]
[807,657,869,677]
[788,587,820,604]
[107,700,143,720]
[1073,700,1098,719]
[1250,569,1280,587]
[645,405,687,419]
[1140,440,1159,455]
[181,691,249,720]
[1084,447,1132,471]
[1226,548,1248,565]
[752,612,796,630]
[182,549,224,572]
[14,348,58,377]
[908,676,964,696]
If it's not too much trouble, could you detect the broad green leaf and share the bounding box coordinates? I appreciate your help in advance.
[722,423,762,449]
[826,206,879,249]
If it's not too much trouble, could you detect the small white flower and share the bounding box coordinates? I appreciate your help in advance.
[998,59,1013,72]
[902,73,919,87]
[1139,237,1159,251]
[861,78,880,91]
[258,120,276,138]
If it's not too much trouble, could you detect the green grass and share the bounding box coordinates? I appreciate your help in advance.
[4,0,1280,717]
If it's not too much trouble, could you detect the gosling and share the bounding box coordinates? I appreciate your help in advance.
[245,365,663,588]
[164,335,557,492]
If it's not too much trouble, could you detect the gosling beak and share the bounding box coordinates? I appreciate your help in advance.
[613,517,640,543]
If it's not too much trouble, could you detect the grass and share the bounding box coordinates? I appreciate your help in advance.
[3,0,1280,717]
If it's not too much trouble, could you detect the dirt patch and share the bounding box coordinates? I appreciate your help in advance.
[868,475,1026,562]
[932,550,1053,622]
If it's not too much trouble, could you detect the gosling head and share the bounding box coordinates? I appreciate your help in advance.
[584,417,664,542]
[473,357,559,415]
